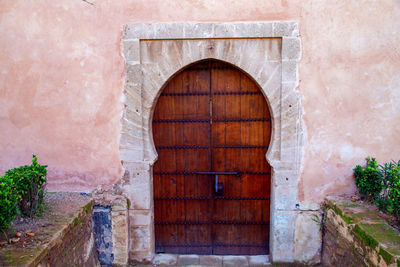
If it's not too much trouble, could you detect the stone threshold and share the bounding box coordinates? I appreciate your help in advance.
[151,253,270,266]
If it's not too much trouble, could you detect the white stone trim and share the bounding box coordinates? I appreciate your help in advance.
[120,22,304,263]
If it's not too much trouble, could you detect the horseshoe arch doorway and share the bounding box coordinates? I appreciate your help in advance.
[152,59,272,255]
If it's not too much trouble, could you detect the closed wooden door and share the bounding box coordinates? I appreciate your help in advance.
[153,60,271,255]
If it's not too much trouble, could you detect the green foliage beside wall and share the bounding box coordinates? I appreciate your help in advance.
[354,158,400,220]
[0,155,47,229]
[0,175,18,229]
[354,157,382,200]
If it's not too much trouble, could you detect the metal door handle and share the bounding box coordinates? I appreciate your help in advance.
[215,174,218,193]
[195,171,239,196]
[215,174,224,196]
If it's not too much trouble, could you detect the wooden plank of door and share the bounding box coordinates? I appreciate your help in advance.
[182,63,212,254]
[211,61,242,255]
[153,77,179,252]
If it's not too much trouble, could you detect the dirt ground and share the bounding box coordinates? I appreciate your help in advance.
[0,192,91,249]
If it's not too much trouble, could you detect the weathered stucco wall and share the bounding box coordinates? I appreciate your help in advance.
[0,1,399,202]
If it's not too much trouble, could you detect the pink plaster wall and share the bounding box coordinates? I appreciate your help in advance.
[0,1,399,201]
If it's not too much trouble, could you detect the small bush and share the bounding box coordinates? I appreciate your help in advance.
[354,158,400,220]
[4,155,47,218]
[0,175,18,229]
[390,177,400,218]
[353,157,382,200]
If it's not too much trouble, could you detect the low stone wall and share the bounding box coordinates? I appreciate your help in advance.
[42,198,98,267]
[322,196,400,267]
[0,193,98,267]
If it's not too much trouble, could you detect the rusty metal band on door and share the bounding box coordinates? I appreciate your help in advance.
[152,60,272,255]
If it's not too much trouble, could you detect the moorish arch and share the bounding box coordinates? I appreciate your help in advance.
[120,22,304,262]
[152,59,272,255]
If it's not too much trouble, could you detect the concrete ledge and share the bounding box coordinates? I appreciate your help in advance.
[0,193,97,267]
[323,196,400,266]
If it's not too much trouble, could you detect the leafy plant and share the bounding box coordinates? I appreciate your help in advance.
[354,158,400,221]
[0,175,18,229]
[5,155,47,218]
[376,160,400,214]
[353,157,382,200]
[389,176,400,218]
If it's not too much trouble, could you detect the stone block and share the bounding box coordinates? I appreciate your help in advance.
[124,82,141,100]
[280,146,298,163]
[281,88,300,112]
[153,22,185,39]
[249,60,281,90]
[280,137,299,149]
[267,38,282,60]
[122,161,149,171]
[178,254,200,265]
[214,22,273,38]
[119,132,143,150]
[129,250,154,262]
[129,209,151,226]
[181,40,202,62]
[273,21,299,37]
[119,148,142,162]
[199,255,223,266]
[273,170,299,187]
[271,223,295,262]
[272,210,296,228]
[184,22,214,38]
[140,40,163,63]
[125,64,142,84]
[222,255,248,267]
[122,91,141,113]
[120,117,141,137]
[130,226,151,251]
[153,253,178,265]
[122,108,143,128]
[281,81,297,95]
[299,202,320,210]
[294,211,322,264]
[282,37,301,61]
[112,209,129,266]
[282,60,298,82]
[126,172,151,210]
[248,255,270,266]
[273,185,298,210]
[122,39,140,63]
[260,68,281,97]
[123,23,147,39]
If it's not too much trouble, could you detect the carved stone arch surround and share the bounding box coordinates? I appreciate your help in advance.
[120,22,304,263]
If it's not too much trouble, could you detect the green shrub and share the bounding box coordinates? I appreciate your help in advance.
[353,157,382,200]
[354,158,400,220]
[387,162,400,218]
[390,178,400,218]
[5,155,47,218]
[376,160,400,214]
[0,175,18,229]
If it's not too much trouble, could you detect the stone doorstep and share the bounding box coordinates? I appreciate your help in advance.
[152,254,270,266]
